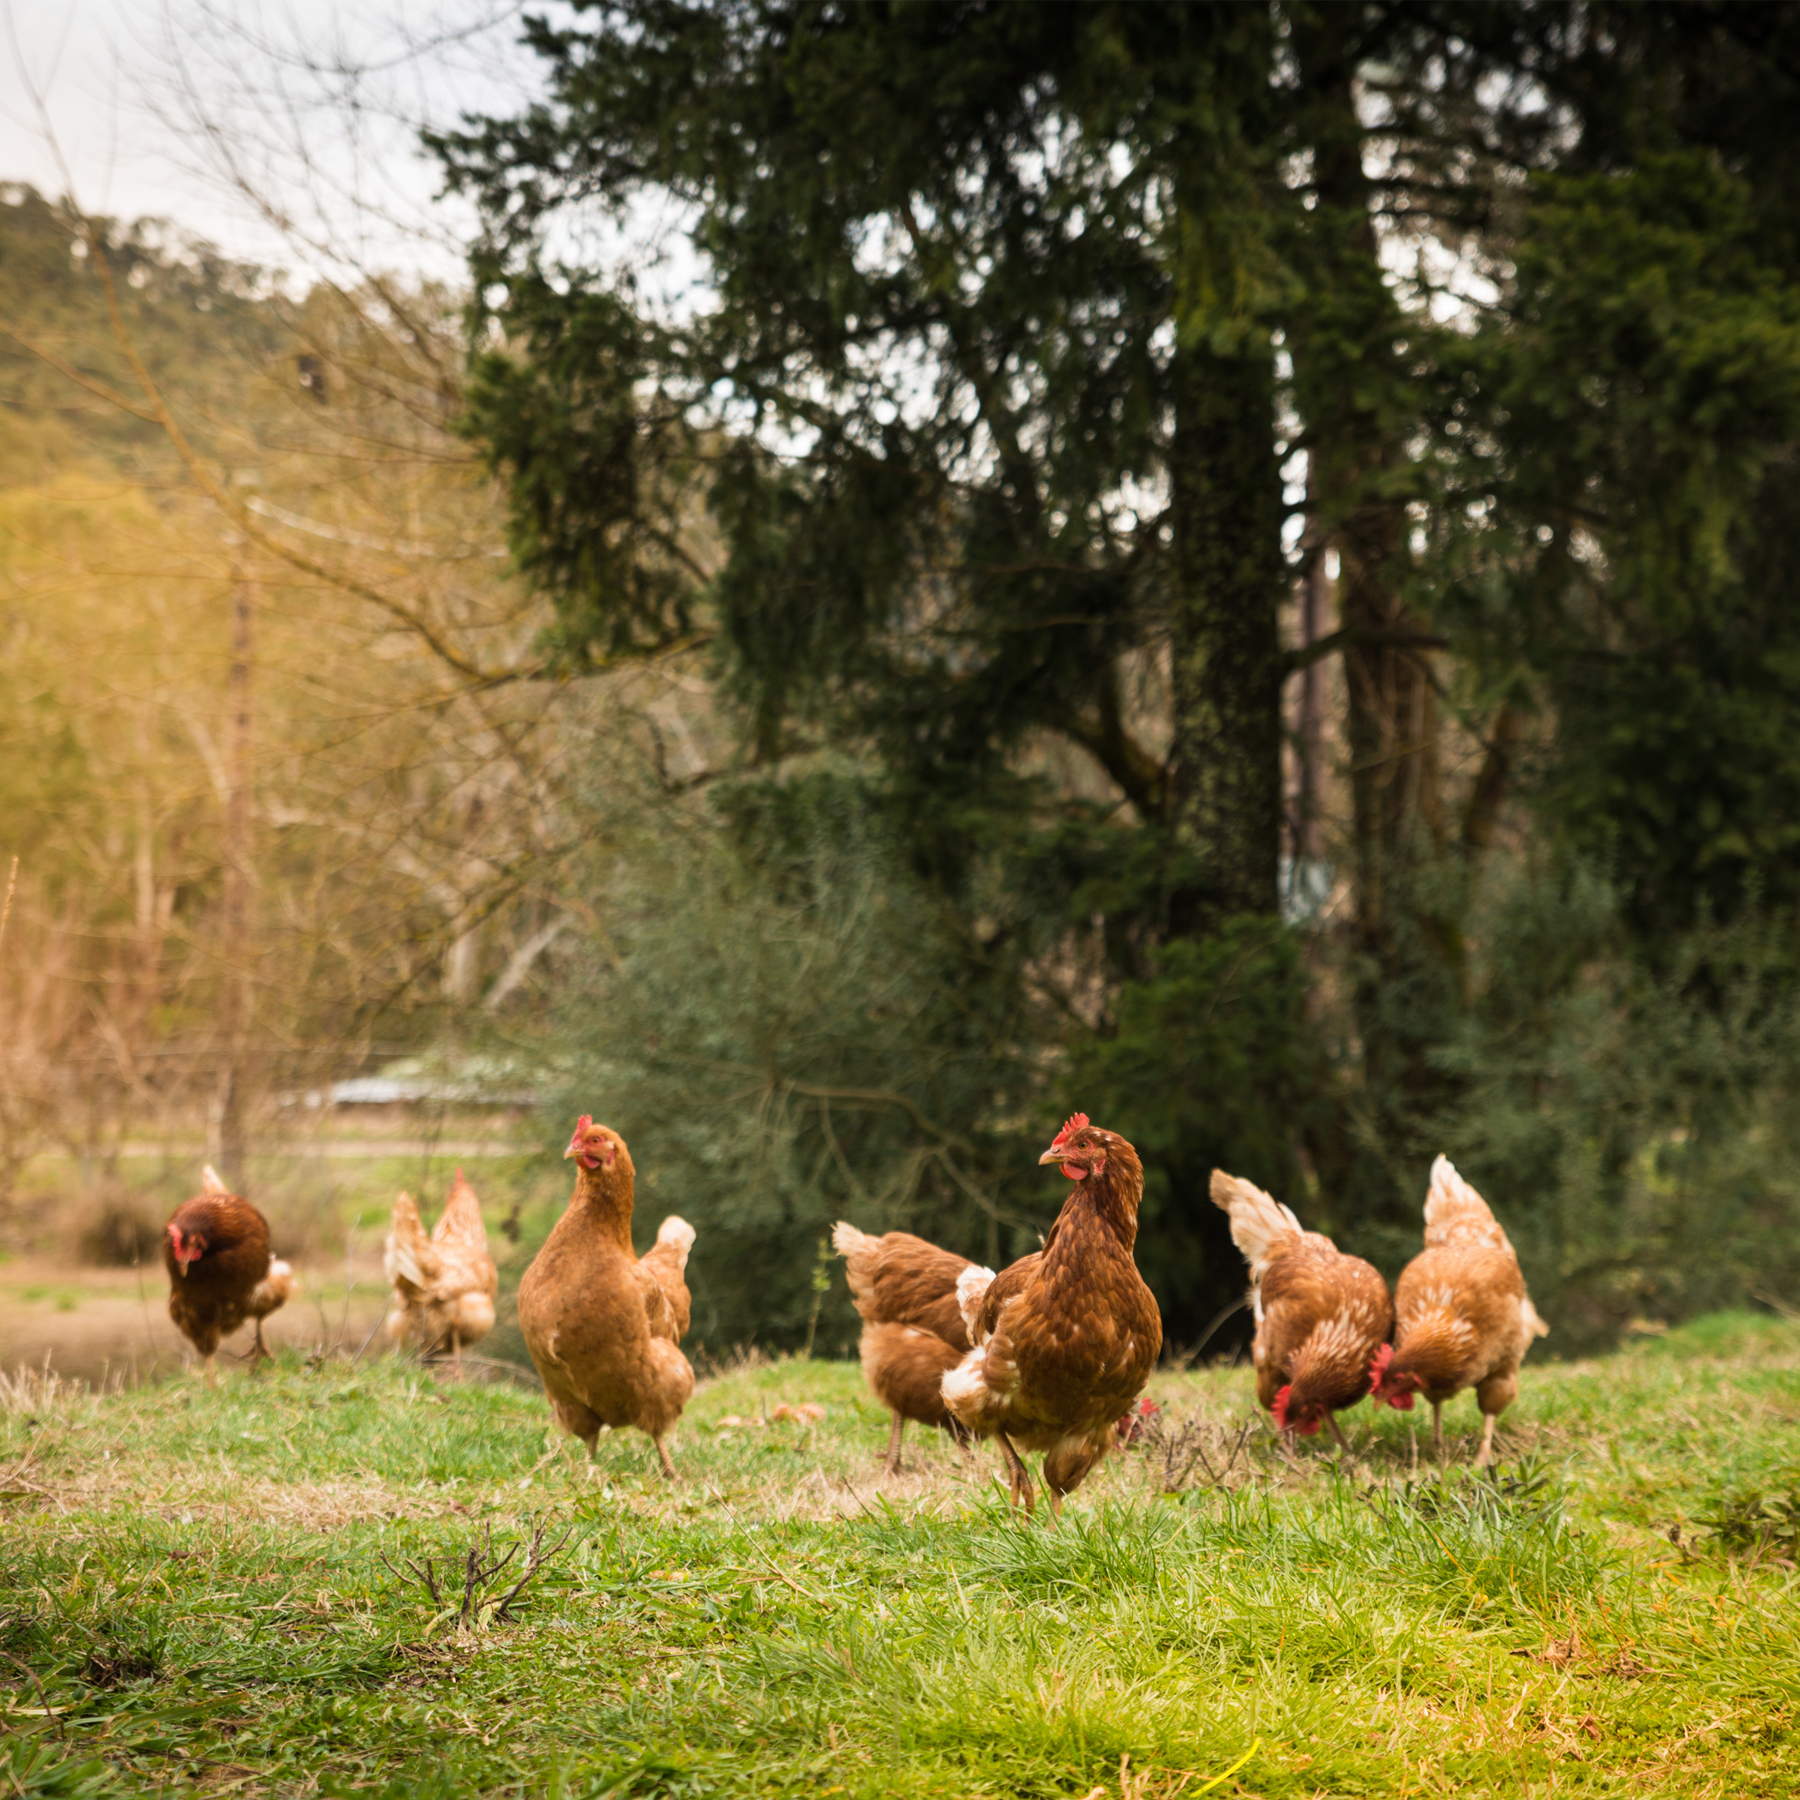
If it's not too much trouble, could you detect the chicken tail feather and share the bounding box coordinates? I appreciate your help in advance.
[1209,1169,1303,1281]
[653,1215,696,1267]
[1423,1155,1510,1251]
[385,1192,438,1292]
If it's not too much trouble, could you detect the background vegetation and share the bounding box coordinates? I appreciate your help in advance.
[7,3,1800,1360]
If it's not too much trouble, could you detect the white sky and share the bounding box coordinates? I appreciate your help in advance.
[0,0,541,282]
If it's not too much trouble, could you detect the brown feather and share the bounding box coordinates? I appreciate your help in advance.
[833,1222,973,1441]
[943,1124,1161,1505]
[163,1192,275,1359]
[1211,1169,1393,1431]
[1373,1157,1549,1431]
[516,1121,695,1467]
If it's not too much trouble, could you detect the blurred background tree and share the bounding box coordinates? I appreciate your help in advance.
[427,0,1800,1350]
[7,1,1800,1359]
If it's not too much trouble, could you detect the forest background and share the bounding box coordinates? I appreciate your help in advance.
[6,0,1800,1362]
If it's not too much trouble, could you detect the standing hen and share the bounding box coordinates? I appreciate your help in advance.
[164,1166,293,1383]
[1369,1155,1550,1463]
[517,1116,696,1478]
[384,1169,500,1369]
[1210,1170,1392,1451]
[943,1113,1161,1515]
[833,1222,973,1473]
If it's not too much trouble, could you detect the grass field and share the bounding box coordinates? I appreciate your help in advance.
[4,1314,1800,1798]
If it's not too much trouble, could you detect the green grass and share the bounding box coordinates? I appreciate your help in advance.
[4,1317,1800,1797]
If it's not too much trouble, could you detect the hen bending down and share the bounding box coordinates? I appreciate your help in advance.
[165,1165,294,1383]
[942,1114,1161,1516]
[1210,1170,1392,1451]
[832,1222,974,1473]
[517,1116,696,1479]
[1369,1155,1549,1464]
[384,1169,500,1369]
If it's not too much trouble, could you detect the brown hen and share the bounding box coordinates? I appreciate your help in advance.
[1369,1155,1549,1463]
[942,1113,1161,1515]
[384,1169,500,1370]
[1210,1170,1392,1452]
[164,1166,293,1383]
[517,1115,696,1478]
[833,1222,974,1473]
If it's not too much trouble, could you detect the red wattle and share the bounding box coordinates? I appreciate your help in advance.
[1062,1163,1086,1181]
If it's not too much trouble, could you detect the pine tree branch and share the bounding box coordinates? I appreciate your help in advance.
[1284,624,1449,674]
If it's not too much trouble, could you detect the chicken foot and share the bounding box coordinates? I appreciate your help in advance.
[995,1430,1036,1516]
[882,1413,906,1476]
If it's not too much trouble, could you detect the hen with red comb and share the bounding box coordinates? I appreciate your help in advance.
[1210,1169,1392,1452]
[517,1115,697,1478]
[163,1166,292,1385]
[1369,1157,1547,1464]
[940,1113,1161,1516]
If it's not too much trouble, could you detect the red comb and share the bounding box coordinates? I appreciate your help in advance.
[1272,1384,1293,1431]
[1051,1111,1090,1148]
[1368,1342,1415,1409]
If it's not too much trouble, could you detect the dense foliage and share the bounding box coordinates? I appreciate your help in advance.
[425,1,1800,1349]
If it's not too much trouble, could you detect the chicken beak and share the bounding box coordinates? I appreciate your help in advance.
[1038,1147,1064,1166]
[563,1142,579,1161]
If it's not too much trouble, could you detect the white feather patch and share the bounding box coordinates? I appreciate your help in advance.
[941,1347,990,1411]
[956,1263,997,1343]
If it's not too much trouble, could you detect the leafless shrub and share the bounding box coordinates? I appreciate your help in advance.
[71,1184,166,1267]
[381,1518,575,1633]
[1130,1410,1260,1495]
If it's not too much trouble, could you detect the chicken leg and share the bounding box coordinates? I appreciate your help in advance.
[882,1413,906,1476]
[1476,1411,1497,1468]
[202,1353,218,1389]
[653,1434,679,1482]
[995,1430,1036,1515]
[1325,1411,1355,1458]
[250,1320,272,1367]
[1430,1400,1444,1459]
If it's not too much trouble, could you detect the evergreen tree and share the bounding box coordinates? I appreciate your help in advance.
[437,1,1800,1340]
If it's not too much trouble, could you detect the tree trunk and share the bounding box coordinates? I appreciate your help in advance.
[1164,339,1285,936]
[213,566,255,1182]
[1289,19,1448,1122]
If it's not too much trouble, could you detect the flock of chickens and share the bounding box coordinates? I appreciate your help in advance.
[157,1109,1548,1510]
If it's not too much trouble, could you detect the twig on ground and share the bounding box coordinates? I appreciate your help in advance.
[420,1353,541,1389]
[380,1517,574,1633]
[351,1314,387,1365]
